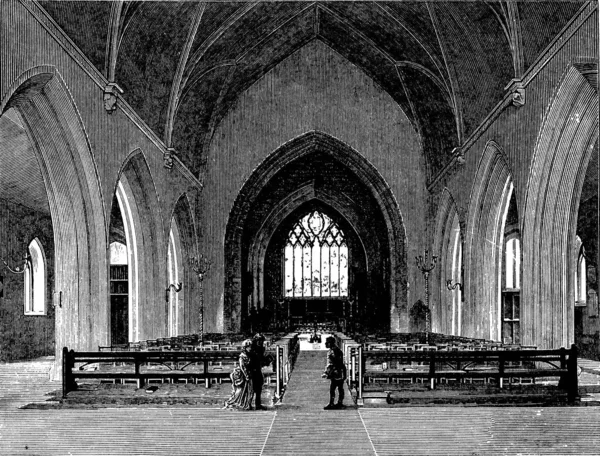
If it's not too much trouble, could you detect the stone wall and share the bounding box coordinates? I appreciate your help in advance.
[0,198,54,361]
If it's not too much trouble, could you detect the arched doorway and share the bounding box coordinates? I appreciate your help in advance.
[224,131,407,333]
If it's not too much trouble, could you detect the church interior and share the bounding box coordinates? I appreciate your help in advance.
[1,1,599,453]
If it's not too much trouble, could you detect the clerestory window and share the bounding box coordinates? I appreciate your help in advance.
[284,210,348,298]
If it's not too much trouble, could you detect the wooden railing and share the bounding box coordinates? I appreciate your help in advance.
[352,344,579,404]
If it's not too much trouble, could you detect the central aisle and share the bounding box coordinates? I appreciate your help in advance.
[261,351,376,455]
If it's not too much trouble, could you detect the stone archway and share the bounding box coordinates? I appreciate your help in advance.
[463,141,513,341]
[522,65,598,349]
[432,188,462,335]
[224,131,406,333]
[113,150,167,341]
[170,193,199,335]
[1,66,107,376]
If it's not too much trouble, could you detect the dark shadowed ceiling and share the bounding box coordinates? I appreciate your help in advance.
[38,1,587,181]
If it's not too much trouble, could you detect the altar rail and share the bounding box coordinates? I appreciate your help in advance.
[351,344,579,403]
[63,334,299,400]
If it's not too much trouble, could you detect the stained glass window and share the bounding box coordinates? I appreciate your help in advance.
[284,211,348,298]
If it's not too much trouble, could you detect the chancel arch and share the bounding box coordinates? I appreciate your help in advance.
[432,188,462,336]
[522,65,598,350]
[224,131,407,333]
[1,66,107,375]
[463,141,513,341]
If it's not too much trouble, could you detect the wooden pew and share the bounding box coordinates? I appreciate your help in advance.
[356,344,579,403]
[62,347,275,398]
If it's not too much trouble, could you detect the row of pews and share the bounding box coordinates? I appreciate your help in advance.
[334,333,580,404]
[63,333,299,399]
[101,333,279,352]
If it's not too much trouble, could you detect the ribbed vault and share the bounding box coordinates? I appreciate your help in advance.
[38,1,587,182]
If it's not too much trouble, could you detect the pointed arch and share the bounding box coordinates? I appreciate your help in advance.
[1,66,107,376]
[522,65,598,349]
[248,183,370,315]
[24,238,47,316]
[224,131,407,332]
[463,141,513,340]
[114,149,167,341]
[169,193,199,335]
[167,219,183,336]
[432,188,462,335]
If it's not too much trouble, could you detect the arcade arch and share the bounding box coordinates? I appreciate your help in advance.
[1,67,106,374]
[522,65,598,349]
[112,151,167,342]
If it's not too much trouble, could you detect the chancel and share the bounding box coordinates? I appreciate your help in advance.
[0,1,599,454]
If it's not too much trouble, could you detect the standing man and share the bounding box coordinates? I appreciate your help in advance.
[250,333,271,410]
[322,336,347,409]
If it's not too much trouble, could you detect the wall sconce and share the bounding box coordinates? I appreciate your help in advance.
[165,282,183,302]
[1,253,30,274]
[446,279,463,291]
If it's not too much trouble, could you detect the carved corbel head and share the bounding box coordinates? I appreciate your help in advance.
[103,83,123,114]
[505,78,525,107]
[164,147,176,170]
[452,147,465,166]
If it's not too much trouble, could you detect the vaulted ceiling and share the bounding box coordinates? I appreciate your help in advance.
[39,1,586,181]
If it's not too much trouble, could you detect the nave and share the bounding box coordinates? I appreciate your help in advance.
[2,356,600,456]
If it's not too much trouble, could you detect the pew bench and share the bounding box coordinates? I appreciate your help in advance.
[358,345,578,401]
[62,348,274,397]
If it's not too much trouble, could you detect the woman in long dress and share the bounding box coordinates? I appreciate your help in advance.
[224,339,254,410]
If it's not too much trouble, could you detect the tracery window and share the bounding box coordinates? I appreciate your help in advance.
[24,238,46,315]
[284,211,348,298]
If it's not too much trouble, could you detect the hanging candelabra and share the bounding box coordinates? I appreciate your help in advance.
[415,249,437,343]
[191,254,211,343]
